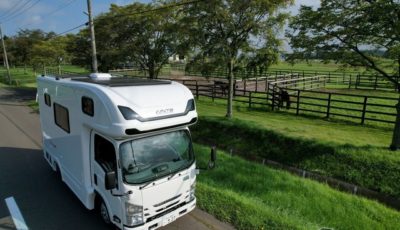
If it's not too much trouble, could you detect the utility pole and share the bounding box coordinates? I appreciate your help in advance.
[87,0,98,73]
[0,24,11,84]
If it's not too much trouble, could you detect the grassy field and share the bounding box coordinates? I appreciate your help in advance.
[268,59,396,74]
[193,97,400,197]
[194,144,400,230]
[0,65,89,88]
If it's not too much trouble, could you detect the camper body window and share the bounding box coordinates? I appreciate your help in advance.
[54,103,70,133]
[44,93,51,106]
[82,97,94,116]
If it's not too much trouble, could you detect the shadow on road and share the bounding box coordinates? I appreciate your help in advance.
[0,88,36,102]
[0,147,109,230]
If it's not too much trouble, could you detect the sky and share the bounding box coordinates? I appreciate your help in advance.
[0,0,320,37]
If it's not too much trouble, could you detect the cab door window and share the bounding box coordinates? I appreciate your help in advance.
[94,134,117,173]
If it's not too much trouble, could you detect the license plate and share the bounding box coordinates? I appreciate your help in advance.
[162,213,177,226]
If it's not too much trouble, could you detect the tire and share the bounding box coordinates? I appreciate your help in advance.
[99,199,112,225]
[54,164,62,181]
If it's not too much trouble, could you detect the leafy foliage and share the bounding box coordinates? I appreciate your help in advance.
[183,0,292,117]
[288,0,400,84]
[91,2,186,77]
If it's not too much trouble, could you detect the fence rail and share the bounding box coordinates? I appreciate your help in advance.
[166,78,398,127]
[111,66,399,91]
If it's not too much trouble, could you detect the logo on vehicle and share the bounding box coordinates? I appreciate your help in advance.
[156,108,174,115]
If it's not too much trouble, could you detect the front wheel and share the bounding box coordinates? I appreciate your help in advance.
[99,199,111,225]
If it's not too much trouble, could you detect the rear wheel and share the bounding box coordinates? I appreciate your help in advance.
[54,164,62,181]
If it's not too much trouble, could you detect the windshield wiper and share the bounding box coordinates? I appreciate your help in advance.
[139,180,154,190]
[168,170,180,180]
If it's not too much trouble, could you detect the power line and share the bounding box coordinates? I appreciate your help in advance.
[18,0,77,29]
[99,0,203,21]
[1,0,42,23]
[39,0,203,39]
[0,0,30,20]
[54,22,88,37]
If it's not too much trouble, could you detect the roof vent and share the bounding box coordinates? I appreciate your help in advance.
[89,73,112,80]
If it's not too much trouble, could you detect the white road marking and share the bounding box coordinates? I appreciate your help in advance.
[5,197,29,230]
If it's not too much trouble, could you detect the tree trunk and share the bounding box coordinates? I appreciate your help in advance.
[390,96,400,150]
[226,59,234,118]
[148,65,155,79]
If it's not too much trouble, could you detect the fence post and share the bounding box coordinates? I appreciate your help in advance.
[196,81,199,99]
[361,96,368,124]
[265,78,268,92]
[255,77,258,92]
[348,75,352,89]
[355,74,358,89]
[326,93,332,118]
[374,75,378,90]
[296,90,301,115]
[244,79,247,94]
[249,91,252,108]
[272,85,276,111]
[212,85,215,102]
[233,80,237,96]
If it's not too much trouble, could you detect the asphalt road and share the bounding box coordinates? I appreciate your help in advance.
[0,88,234,230]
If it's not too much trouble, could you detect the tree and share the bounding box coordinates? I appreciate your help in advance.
[182,0,292,118]
[30,36,71,69]
[92,2,186,77]
[8,29,54,66]
[287,0,400,149]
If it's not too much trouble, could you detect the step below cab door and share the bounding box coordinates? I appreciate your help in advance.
[91,132,123,227]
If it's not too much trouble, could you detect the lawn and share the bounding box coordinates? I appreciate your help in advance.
[194,144,400,230]
[193,97,400,197]
[0,65,89,88]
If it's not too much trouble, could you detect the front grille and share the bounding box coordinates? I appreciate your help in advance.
[153,194,181,208]
[146,201,187,223]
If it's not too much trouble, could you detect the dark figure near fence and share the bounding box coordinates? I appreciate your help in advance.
[279,89,291,109]
[214,80,229,96]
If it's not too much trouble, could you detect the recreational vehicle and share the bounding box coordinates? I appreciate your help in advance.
[37,73,211,229]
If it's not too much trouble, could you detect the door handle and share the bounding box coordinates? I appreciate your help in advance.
[94,174,97,185]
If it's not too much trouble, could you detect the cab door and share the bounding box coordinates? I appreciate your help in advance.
[91,132,123,227]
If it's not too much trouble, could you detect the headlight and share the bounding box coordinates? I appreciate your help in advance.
[185,99,195,112]
[190,181,196,201]
[125,203,144,226]
[118,106,141,120]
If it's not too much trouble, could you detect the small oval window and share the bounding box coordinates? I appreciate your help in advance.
[44,93,51,106]
[82,96,94,117]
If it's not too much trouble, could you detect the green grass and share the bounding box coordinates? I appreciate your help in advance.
[28,100,39,113]
[194,144,400,230]
[268,60,396,74]
[0,65,89,88]
[193,97,400,196]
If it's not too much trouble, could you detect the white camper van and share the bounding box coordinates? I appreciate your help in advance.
[37,73,210,229]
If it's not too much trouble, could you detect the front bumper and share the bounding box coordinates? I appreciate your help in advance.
[123,198,196,230]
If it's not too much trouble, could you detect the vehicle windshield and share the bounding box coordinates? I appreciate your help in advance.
[119,130,194,184]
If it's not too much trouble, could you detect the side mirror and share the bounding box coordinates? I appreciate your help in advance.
[105,171,117,190]
[208,146,217,169]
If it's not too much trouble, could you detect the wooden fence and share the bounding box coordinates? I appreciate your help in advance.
[111,66,399,91]
[167,78,398,127]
